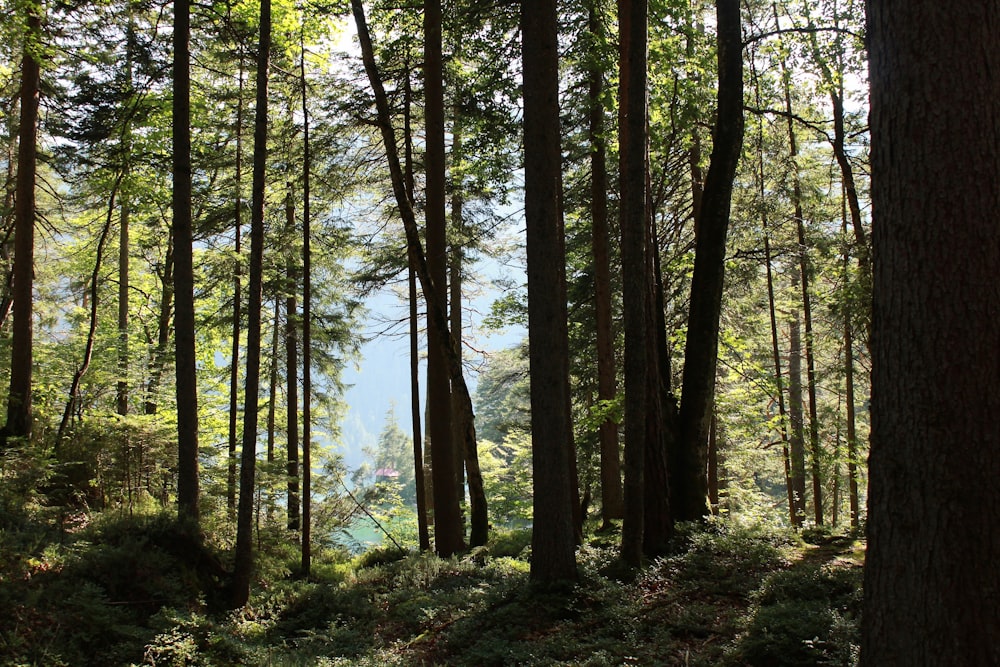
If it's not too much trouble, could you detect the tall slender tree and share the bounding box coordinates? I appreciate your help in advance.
[173,0,199,522]
[299,25,314,576]
[232,0,271,608]
[424,0,463,557]
[589,0,624,527]
[522,0,578,583]
[2,1,42,447]
[673,0,744,522]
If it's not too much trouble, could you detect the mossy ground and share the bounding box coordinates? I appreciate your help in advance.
[0,515,863,666]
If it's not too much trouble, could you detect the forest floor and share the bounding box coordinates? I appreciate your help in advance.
[0,513,864,666]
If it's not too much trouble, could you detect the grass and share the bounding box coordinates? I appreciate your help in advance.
[0,516,864,666]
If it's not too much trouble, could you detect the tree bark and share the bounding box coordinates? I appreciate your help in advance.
[521,0,578,583]
[172,0,199,522]
[424,0,463,557]
[787,294,808,524]
[589,0,624,527]
[674,0,744,523]
[402,61,430,552]
[862,4,1000,663]
[2,4,41,446]
[232,0,271,608]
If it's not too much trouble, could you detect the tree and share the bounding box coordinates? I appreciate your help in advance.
[232,0,271,608]
[861,3,1000,664]
[673,0,744,523]
[1,1,42,446]
[589,0,624,528]
[172,0,199,522]
[424,0,463,557]
[521,0,578,584]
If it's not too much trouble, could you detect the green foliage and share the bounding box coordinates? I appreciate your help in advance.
[735,563,863,666]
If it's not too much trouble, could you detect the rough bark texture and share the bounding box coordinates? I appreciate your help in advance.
[589,1,624,526]
[232,0,270,608]
[2,7,41,445]
[618,0,648,567]
[172,0,199,522]
[522,0,579,584]
[674,0,743,523]
[424,0,463,557]
[862,3,1000,664]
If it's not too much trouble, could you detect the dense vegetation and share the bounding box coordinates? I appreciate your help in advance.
[1,511,863,665]
[2,0,997,662]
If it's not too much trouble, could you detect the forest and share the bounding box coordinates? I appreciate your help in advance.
[0,0,996,664]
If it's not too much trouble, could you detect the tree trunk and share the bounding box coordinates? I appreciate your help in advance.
[674,0,743,523]
[842,204,860,529]
[265,297,280,516]
[787,297,808,524]
[285,189,300,532]
[232,0,270,608]
[2,5,41,446]
[228,62,245,518]
[521,0,578,583]
[589,0,624,527]
[58,175,123,440]
[402,61,430,552]
[779,51,823,526]
[765,234,796,526]
[172,0,199,522]
[299,28,313,576]
[619,0,649,568]
[424,0,463,557]
[144,239,173,416]
[862,4,1000,664]
[353,0,484,556]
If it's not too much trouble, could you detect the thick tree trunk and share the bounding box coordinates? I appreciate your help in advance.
[424,0,463,557]
[172,0,199,522]
[589,1,624,527]
[2,6,41,446]
[863,3,1000,663]
[232,0,270,608]
[521,0,578,584]
[674,0,743,523]
[618,0,649,568]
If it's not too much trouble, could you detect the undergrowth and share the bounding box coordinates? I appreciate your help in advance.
[0,515,863,666]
